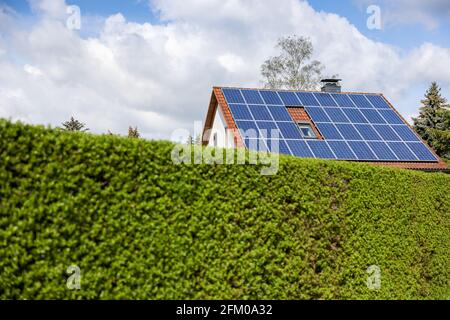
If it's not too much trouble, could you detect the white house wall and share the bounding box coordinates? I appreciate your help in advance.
[207,106,235,148]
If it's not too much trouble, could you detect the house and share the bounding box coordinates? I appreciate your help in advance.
[202,80,448,171]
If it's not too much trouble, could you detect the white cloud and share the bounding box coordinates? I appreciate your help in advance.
[28,0,67,18]
[0,0,450,139]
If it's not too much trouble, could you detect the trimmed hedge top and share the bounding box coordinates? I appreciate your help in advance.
[0,119,449,299]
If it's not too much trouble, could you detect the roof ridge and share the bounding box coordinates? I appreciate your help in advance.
[213,86,383,95]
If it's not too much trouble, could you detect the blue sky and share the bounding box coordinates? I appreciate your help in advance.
[0,0,449,138]
[5,0,450,49]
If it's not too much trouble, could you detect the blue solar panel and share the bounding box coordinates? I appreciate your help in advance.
[305,107,331,122]
[378,109,404,124]
[296,92,320,106]
[228,104,253,120]
[267,105,293,121]
[342,108,368,123]
[244,138,266,152]
[323,107,349,123]
[406,142,437,161]
[222,88,244,103]
[236,121,259,138]
[335,124,363,140]
[354,124,382,141]
[391,125,420,142]
[241,89,264,104]
[331,94,356,108]
[366,95,390,109]
[277,122,302,139]
[373,125,401,141]
[316,123,343,140]
[314,92,337,106]
[259,90,283,105]
[226,88,438,164]
[349,94,374,108]
[360,109,386,124]
[307,140,336,159]
[265,139,291,155]
[327,141,357,160]
[347,141,377,160]
[256,121,279,138]
[278,91,302,106]
[248,105,273,121]
[367,141,397,160]
[387,142,417,160]
[286,140,314,158]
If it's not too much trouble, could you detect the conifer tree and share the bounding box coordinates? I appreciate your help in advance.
[413,82,450,160]
[61,117,88,132]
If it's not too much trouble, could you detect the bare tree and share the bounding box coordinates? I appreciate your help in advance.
[261,36,324,90]
[186,134,194,145]
[60,116,88,132]
[128,126,140,138]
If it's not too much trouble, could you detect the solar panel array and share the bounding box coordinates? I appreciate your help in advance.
[222,88,438,162]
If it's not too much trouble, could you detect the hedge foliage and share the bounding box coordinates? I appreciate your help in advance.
[0,119,449,299]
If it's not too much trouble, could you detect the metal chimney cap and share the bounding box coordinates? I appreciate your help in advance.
[321,78,342,83]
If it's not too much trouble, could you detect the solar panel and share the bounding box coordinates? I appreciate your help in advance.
[347,141,377,160]
[373,125,401,141]
[377,109,404,124]
[265,139,291,155]
[220,88,439,164]
[323,107,349,123]
[296,92,320,106]
[256,121,279,138]
[278,91,302,106]
[222,88,245,103]
[366,95,391,109]
[406,142,437,161]
[235,121,259,138]
[335,124,364,140]
[248,105,273,121]
[277,122,303,139]
[391,125,420,142]
[307,140,336,159]
[267,105,293,121]
[314,92,337,106]
[349,94,373,108]
[342,108,368,123]
[259,90,283,105]
[243,138,266,152]
[327,141,357,160]
[316,123,343,140]
[331,94,356,108]
[241,89,264,104]
[387,142,417,160]
[359,109,386,124]
[367,141,397,160]
[286,140,314,158]
[354,124,382,141]
[228,104,253,120]
[305,107,331,122]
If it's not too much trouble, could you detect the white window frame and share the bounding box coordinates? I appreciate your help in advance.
[297,122,317,139]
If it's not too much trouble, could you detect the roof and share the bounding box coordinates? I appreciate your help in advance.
[202,86,449,172]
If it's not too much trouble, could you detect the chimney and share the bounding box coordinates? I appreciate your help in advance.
[321,79,342,93]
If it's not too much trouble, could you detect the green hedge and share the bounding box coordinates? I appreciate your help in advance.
[0,119,449,299]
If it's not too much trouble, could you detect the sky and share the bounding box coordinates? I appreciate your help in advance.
[0,0,449,139]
